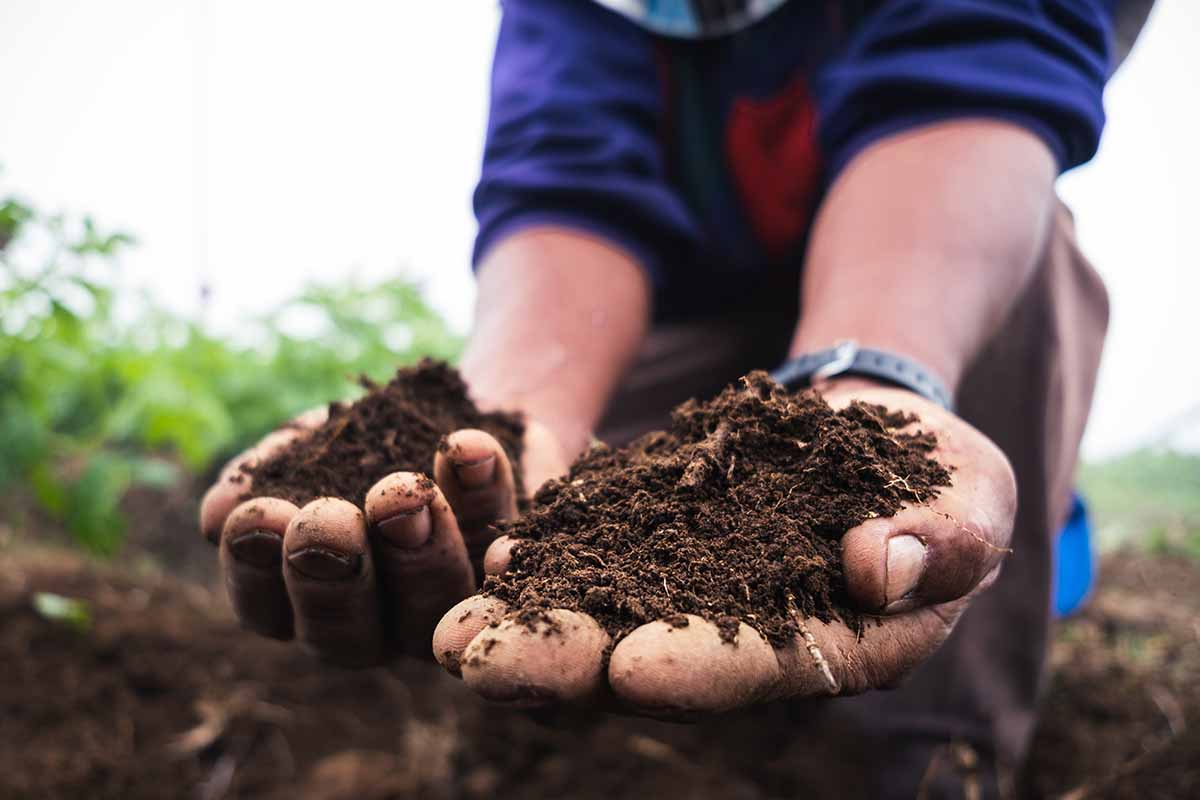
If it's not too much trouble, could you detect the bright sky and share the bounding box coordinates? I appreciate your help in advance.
[2,1,1197,458]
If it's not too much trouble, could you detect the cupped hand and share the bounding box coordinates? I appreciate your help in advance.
[198,409,568,667]
[432,384,1016,713]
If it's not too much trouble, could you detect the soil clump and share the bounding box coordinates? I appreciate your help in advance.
[486,372,951,647]
[247,359,524,508]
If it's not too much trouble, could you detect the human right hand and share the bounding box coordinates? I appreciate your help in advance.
[198,410,568,667]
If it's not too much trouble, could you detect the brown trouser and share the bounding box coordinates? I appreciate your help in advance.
[596,204,1108,798]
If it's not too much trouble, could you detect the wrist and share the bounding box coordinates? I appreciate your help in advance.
[776,339,955,409]
[464,377,593,463]
[518,413,592,464]
[789,328,963,397]
[464,225,651,463]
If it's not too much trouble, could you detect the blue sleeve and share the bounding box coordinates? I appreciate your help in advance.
[816,0,1116,177]
[472,0,699,289]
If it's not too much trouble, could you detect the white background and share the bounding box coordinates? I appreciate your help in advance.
[2,0,1197,457]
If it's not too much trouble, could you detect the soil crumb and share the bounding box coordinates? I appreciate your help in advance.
[486,371,951,647]
[247,359,524,508]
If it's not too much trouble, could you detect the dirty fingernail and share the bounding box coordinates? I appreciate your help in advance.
[884,535,926,607]
[228,529,283,568]
[376,505,432,548]
[453,455,496,490]
[287,547,362,581]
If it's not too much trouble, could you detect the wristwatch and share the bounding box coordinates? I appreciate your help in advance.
[768,341,954,411]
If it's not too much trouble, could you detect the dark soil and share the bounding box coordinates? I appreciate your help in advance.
[3,542,1195,800]
[1023,554,1200,798]
[247,359,524,508]
[486,372,950,646]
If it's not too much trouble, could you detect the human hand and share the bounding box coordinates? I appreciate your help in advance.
[432,383,1016,713]
[198,409,569,667]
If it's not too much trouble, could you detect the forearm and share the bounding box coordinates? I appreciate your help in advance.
[791,119,1058,394]
[462,227,652,458]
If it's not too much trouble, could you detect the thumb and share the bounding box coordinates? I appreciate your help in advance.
[841,487,1012,614]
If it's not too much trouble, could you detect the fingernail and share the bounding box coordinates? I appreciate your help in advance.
[376,505,432,548]
[287,547,362,580]
[228,530,283,568]
[453,454,496,490]
[885,535,926,607]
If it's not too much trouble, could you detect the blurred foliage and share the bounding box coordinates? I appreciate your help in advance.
[32,592,92,633]
[1080,448,1200,560]
[1,186,461,555]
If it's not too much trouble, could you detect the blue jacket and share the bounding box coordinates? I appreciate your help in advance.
[474,0,1115,318]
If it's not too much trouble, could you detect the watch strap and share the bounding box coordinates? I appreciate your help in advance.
[769,341,954,411]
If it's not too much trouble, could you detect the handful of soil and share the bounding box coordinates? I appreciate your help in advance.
[486,372,951,647]
[246,359,525,508]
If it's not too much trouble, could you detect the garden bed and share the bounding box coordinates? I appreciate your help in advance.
[2,541,1194,799]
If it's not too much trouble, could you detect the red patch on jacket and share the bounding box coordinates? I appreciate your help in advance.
[725,75,821,262]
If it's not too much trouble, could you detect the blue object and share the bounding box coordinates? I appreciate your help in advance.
[475,0,1115,319]
[1052,493,1095,618]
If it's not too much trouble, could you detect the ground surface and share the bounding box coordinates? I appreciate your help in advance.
[2,527,1196,799]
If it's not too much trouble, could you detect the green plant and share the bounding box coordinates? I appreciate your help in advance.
[1080,448,1200,560]
[1,186,462,554]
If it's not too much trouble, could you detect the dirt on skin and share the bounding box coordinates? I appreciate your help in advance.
[486,371,951,648]
[2,542,1196,800]
[246,359,524,508]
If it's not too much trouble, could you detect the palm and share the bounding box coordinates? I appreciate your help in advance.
[199,410,566,666]
[434,386,1016,713]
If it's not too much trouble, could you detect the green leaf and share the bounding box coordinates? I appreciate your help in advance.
[63,455,131,556]
[128,456,179,488]
[0,399,50,489]
[0,197,34,251]
[27,462,68,516]
[32,592,92,632]
[70,216,135,256]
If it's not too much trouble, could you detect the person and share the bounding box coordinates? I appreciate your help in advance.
[199,1,1153,795]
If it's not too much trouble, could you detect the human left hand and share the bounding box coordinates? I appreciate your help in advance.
[432,383,1017,713]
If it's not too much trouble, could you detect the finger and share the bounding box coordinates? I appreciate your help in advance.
[289,405,332,429]
[198,407,328,544]
[482,534,518,577]
[608,615,780,714]
[364,472,475,650]
[219,497,299,639]
[431,595,509,676]
[826,387,1016,614]
[609,605,961,711]
[199,446,266,545]
[433,429,517,564]
[458,609,610,706]
[772,605,959,697]
[283,497,383,667]
[842,479,1014,615]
